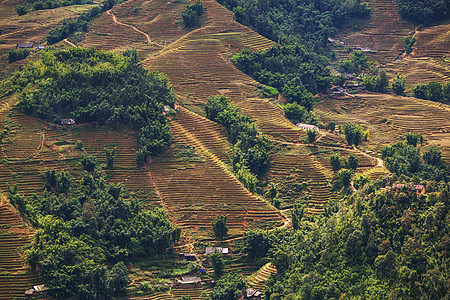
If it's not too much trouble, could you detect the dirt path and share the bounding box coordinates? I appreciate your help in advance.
[64,38,76,47]
[107,11,165,47]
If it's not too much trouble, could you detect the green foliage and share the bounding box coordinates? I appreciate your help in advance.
[12,48,175,165]
[105,147,116,169]
[283,102,317,124]
[209,273,246,300]
[264,177,450,299]
[46,0,121,44]
[81,154,97,172]
[391,74,406,95]
[263,85,279,97]
[243,230,271,259]
[348,153,359,170]
[10,162,176,298]
[330,153,341,172]
[28,0,92,11]
[353,174,369,189]
[212,215,228,240]
[404,36,416,55]
[182,0,203,28]
[107,261,129,296]
[413,81,449,103]
[306,129,318,143]
[326,121,336,132]
[335,168,353,188]
[232,45,329,108]
[362,70,389,92]
[404,132,423,147]
[423,146,442,166]
[7,48,30,63]
[211,251,224,277]
[396,0,450,24]
[219,0,369,46]
[14,4,29,15]
[291,200,306,230]
[205,94,271,176]
[344,123,363,146]
[382,141,449,181]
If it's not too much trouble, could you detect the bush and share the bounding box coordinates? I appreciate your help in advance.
[7,49,30,63]
[14,4,28,15]
[212,215,228,239]
[182,0,203,28]
[344,123,363,146]
[392,74,406,95]
[283,102,317,124]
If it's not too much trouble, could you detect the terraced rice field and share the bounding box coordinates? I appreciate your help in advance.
[269,144,339,213]
[332,0,414,63]
[148,108,284,238]
[307,146,377,174]
[147,285,211,300]
[385,22,450,89]
[0,4,96,76]
[247,262,277,292]
[315,93,450,158]
[0,204,45,299]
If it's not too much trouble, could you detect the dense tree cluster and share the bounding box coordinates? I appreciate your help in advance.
[205,94,271,181]
[209,274,246,300]
[396,0,450,24]
[218,0,370,46]
[382,142,449,182]
[231,45,330,110]
[413,81,450,104]
[11,48,175,165]
[181,0,203,28]
[7,48,30,63]
[222,0,370,115]
[242,178,449,299]
[26,0,91,13]
[9,163,178,299]
[46,0,121,44]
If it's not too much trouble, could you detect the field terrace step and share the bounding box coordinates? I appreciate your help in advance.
[247,262,277,292]
[0,205,44,299]
[269,145,338,212]
[148,111,283,237]
[332,0,414,63]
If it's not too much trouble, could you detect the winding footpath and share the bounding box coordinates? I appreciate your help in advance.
[106,11,165,47]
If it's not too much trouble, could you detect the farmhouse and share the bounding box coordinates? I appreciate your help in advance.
[329,86,345,97]
[205,247,229,255]
[178,252,196,261]
[16,43,33,48]
[59,118,76,125]
[391,184,426,194]
[178,276,201,284]
[296,123,319,132]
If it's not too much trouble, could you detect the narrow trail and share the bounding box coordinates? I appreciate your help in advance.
[106,11,165,47]
[64,38,76,47]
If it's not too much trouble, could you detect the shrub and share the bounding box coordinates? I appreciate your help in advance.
[391,74,406,95]
[7,48,30,63]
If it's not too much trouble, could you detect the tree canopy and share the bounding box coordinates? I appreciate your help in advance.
[11,48,175,165]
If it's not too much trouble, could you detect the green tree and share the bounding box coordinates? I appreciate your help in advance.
[14,4,28,15]
[81,154,97,172]
[344,123,363,146]
[348,153,359,170]
[392,74,406,95]
[209,274,246,300]
[326,121,336,132]
[423,146,442,166]
[105,147,116,169]
[107,261,129,296]
[306,129,318,143]
[330,154,341,172]
[212,215,228,239]
[211,251,224,277]
[243,230,271,259]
